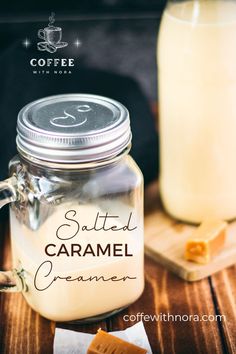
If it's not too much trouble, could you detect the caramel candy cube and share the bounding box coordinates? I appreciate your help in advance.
[185,219,227,264]
[87,329,147,354]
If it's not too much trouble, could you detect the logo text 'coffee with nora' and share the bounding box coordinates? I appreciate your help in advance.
[23,12,81,75]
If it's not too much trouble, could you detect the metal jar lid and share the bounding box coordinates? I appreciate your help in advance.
[16,94,131,163]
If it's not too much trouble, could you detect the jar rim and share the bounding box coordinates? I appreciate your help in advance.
[17,144,131,170]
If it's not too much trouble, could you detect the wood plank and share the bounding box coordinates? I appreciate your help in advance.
[211,265,236,354]
[109,256,224,354]
[0,293,55,354]
[144,184,236,281]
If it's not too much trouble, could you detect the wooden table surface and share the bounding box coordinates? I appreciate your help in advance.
[0,182,235,354]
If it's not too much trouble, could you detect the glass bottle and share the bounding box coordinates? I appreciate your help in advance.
[158,0,236,223]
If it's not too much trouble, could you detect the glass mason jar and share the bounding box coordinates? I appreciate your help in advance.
[158,0,236,223]
[0,94,144,322]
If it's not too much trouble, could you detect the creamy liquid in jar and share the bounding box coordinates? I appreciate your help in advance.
[1,94,144,323]
[158,0,236,223]
[10,201,144,322]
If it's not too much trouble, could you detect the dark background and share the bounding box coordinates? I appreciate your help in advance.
[0,0,165,209]
[0,0,166,101]
[1,1,166,17]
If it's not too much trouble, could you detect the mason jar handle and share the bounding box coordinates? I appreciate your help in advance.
[0,269,27,292]
[0,176,27,293]
[0,176,18,208]
[38,29,46,41]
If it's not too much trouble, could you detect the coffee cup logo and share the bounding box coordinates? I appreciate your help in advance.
[37,12,68,53]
